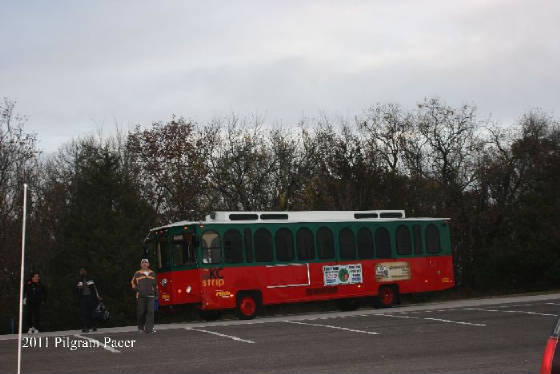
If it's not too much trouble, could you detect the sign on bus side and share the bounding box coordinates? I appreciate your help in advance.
[375,262,411,282]
[202,268,225,287]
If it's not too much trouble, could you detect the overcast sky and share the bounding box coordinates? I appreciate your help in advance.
[1,0,559,152]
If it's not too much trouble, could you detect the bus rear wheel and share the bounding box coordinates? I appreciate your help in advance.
[377,285,397,308]
[236,293,259,320]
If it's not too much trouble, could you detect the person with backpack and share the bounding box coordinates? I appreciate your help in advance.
[75,268,102,333]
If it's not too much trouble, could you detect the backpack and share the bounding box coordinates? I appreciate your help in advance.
[92,301,110,321]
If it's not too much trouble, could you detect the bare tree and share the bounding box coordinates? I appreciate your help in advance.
[127,117,209,223]
[359,103,414,174]
[206,115,276,211]
[416,98,483,194]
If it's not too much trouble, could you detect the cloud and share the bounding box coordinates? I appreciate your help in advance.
[1,0,558,151]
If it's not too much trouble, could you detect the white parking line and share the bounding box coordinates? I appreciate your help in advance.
[496,303,536,308]
[286,321,379,335]
[373,313,484,326]
[373,313,419,319]
[73,334,120,353]
[465,308,557,317]
[184,327,255,343]
[546,303,560,306]
[423,317,486,327]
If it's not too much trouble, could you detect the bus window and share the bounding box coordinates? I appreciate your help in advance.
[244,228,253,263]
[254,228,273,262]
[317,227,335,260]
[413,225,422,254]
[296,227,315,260]
[201,230,222,264]
[224,229,243,263]
[357,227,374,259]
[375,227,392,258]
[275,228,294,261]
[396,225,412,255]
[157,235,170,269]
[426,224,441,253]
[172,236,184,266]
[339,228,356,260]
[172,233,196,266]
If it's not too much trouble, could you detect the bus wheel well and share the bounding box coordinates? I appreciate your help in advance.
[377,284,399,308]
[379,284,399,294]
[236,290,262,305]
[235,290,262,320]
[389,284,400,300]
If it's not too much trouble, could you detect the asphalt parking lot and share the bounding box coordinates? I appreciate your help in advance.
[1,293,559,374]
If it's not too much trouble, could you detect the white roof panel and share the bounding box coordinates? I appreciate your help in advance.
[150,210,449,231]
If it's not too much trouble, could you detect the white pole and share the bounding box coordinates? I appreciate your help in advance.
[17,183,28,374]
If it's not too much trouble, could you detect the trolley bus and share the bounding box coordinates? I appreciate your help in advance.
[144,210,454,319]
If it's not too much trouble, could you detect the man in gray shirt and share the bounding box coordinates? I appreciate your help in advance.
[131,259,158,333]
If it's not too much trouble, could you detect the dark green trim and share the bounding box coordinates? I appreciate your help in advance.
[158,220,451,269]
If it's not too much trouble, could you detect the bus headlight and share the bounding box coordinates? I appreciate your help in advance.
[160,278,168,287]
[186,285,192,294]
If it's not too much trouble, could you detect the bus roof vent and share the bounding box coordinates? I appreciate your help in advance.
[354,212,379,219]
[228,213,259,221]
[260,213,288,220]
[379,212,404,218]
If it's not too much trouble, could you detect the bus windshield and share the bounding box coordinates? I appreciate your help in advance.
[172,232,197,266]
[156,233,170,270]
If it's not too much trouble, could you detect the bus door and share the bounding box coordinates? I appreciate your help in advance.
[166,226,201,305]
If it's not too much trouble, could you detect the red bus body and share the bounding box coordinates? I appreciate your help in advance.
[158,256,454,310]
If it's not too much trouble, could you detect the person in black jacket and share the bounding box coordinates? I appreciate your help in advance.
[75,268,101,333]
[24,272,47,333]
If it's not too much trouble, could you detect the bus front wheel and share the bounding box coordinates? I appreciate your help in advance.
[377,285,397,308]
[236,293,259,320]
